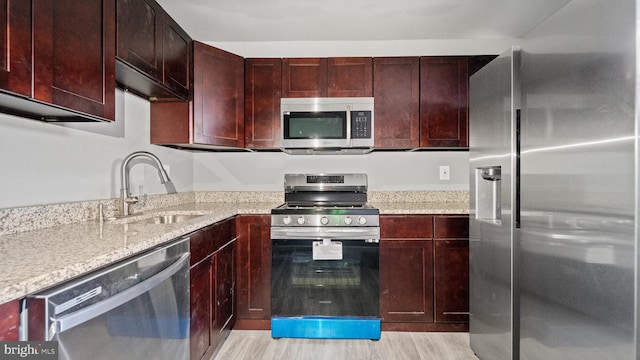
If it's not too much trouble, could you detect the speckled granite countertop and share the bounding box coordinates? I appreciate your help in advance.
[0,202,279,304]
[0,192,468,304]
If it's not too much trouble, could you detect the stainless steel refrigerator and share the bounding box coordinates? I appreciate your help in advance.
[470,0,637,359]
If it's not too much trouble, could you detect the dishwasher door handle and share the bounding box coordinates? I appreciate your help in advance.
[52,252,190,337]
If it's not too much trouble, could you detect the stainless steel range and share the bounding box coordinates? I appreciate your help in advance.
[270,173,381,340]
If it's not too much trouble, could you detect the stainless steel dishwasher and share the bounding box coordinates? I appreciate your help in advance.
[23,238,190,360]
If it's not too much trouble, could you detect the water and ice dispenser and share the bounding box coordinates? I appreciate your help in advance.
[475,166,501,222]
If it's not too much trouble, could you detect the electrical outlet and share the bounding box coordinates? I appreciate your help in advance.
[439,165,450,180]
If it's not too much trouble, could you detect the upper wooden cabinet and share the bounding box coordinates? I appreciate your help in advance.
[373,57,420,148]
[116,0,191,100]
[420,57,469,147]
[0,0,116,121]
[0,0,32,98]
[151,42,244,148]
[282,57,373,98]
[34,0,116,121]
[245,58,282,149]
[327,57,373,97]
[282,58,327,98]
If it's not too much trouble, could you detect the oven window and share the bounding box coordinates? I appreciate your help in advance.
[271,239,379,317]
[284,111,347,139]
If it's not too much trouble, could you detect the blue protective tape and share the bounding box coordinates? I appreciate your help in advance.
[271,316,381,340]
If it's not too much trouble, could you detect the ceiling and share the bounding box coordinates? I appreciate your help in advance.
[155,0,571,42]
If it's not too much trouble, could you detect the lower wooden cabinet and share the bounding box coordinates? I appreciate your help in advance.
[434,216,470,324]
[189,217,236,360]
[234,215,271,329]
[380,214,469,332]
[380,239,434,323]
[0,299,19,340]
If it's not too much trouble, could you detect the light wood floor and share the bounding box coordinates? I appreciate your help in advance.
[212,330,480,360]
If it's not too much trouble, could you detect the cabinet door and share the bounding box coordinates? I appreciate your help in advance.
[420,57,469,147]
[0,0,32,97]
[380,239,434,322]
[214,242,235,338]
[162,12,191,98]
[235,215,271,323]
[434,239,469,323]
[282,58,327,98]
[33,0,116,121]
[193,41,244,147]
[433,215,469,323]
[327,57,373,97]
[245,58,282,148]
[0,299,19,341]
[190,258,213,360]
[373,57,420,148]
[116,0,162,80]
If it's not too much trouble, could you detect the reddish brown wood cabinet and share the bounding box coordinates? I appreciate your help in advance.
[380,215,434,326]
[190,218,236,360]
[380,214,469,332]
[234,215,271,329]
[116,0,191,100]
[327,57,373,97]
[0,299,19,341]
[33,0,116,121]
[0,0,115,121]
[420,57,469,147]
[282,58,327,98]
[373,57,420,148]
[434,216,470,324]
[151,42,244,148]
[282,57,373,99]
[0,0,32,97]
[244,58,282,149]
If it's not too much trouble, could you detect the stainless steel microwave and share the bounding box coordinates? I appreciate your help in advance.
[281,97,374,154]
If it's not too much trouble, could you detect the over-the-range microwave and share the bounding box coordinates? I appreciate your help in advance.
[281,97,374,154]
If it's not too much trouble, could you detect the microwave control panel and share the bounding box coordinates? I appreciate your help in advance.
[351,111,372,138]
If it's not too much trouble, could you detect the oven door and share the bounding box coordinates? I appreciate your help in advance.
[270,226,380,339]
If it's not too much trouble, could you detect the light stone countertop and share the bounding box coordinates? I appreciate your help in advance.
[0,198,468,304]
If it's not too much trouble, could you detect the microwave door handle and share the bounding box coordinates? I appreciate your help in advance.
[346,104,351,146]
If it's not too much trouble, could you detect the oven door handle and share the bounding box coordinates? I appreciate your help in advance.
[271,227,380,241]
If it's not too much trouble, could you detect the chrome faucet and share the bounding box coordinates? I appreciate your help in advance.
[120,151,176,216]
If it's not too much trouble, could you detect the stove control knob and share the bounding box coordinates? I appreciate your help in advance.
[358,216,367,225]
[282,216,292,225]
[320,216,329,225]
[344,216,353,225]
[297,216,306,225]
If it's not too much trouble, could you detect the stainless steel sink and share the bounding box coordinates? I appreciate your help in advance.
[129,214,204,225]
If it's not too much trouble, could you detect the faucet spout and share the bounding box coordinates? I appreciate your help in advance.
[120,151,175,216]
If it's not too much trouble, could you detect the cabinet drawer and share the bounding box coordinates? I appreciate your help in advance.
[211,217,235,250]
[380,215,433,239]
[433,215,469,239]
[189,226,213,266]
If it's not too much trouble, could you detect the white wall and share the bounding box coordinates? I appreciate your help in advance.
[0,90,194,209]
[193,151,469,192]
